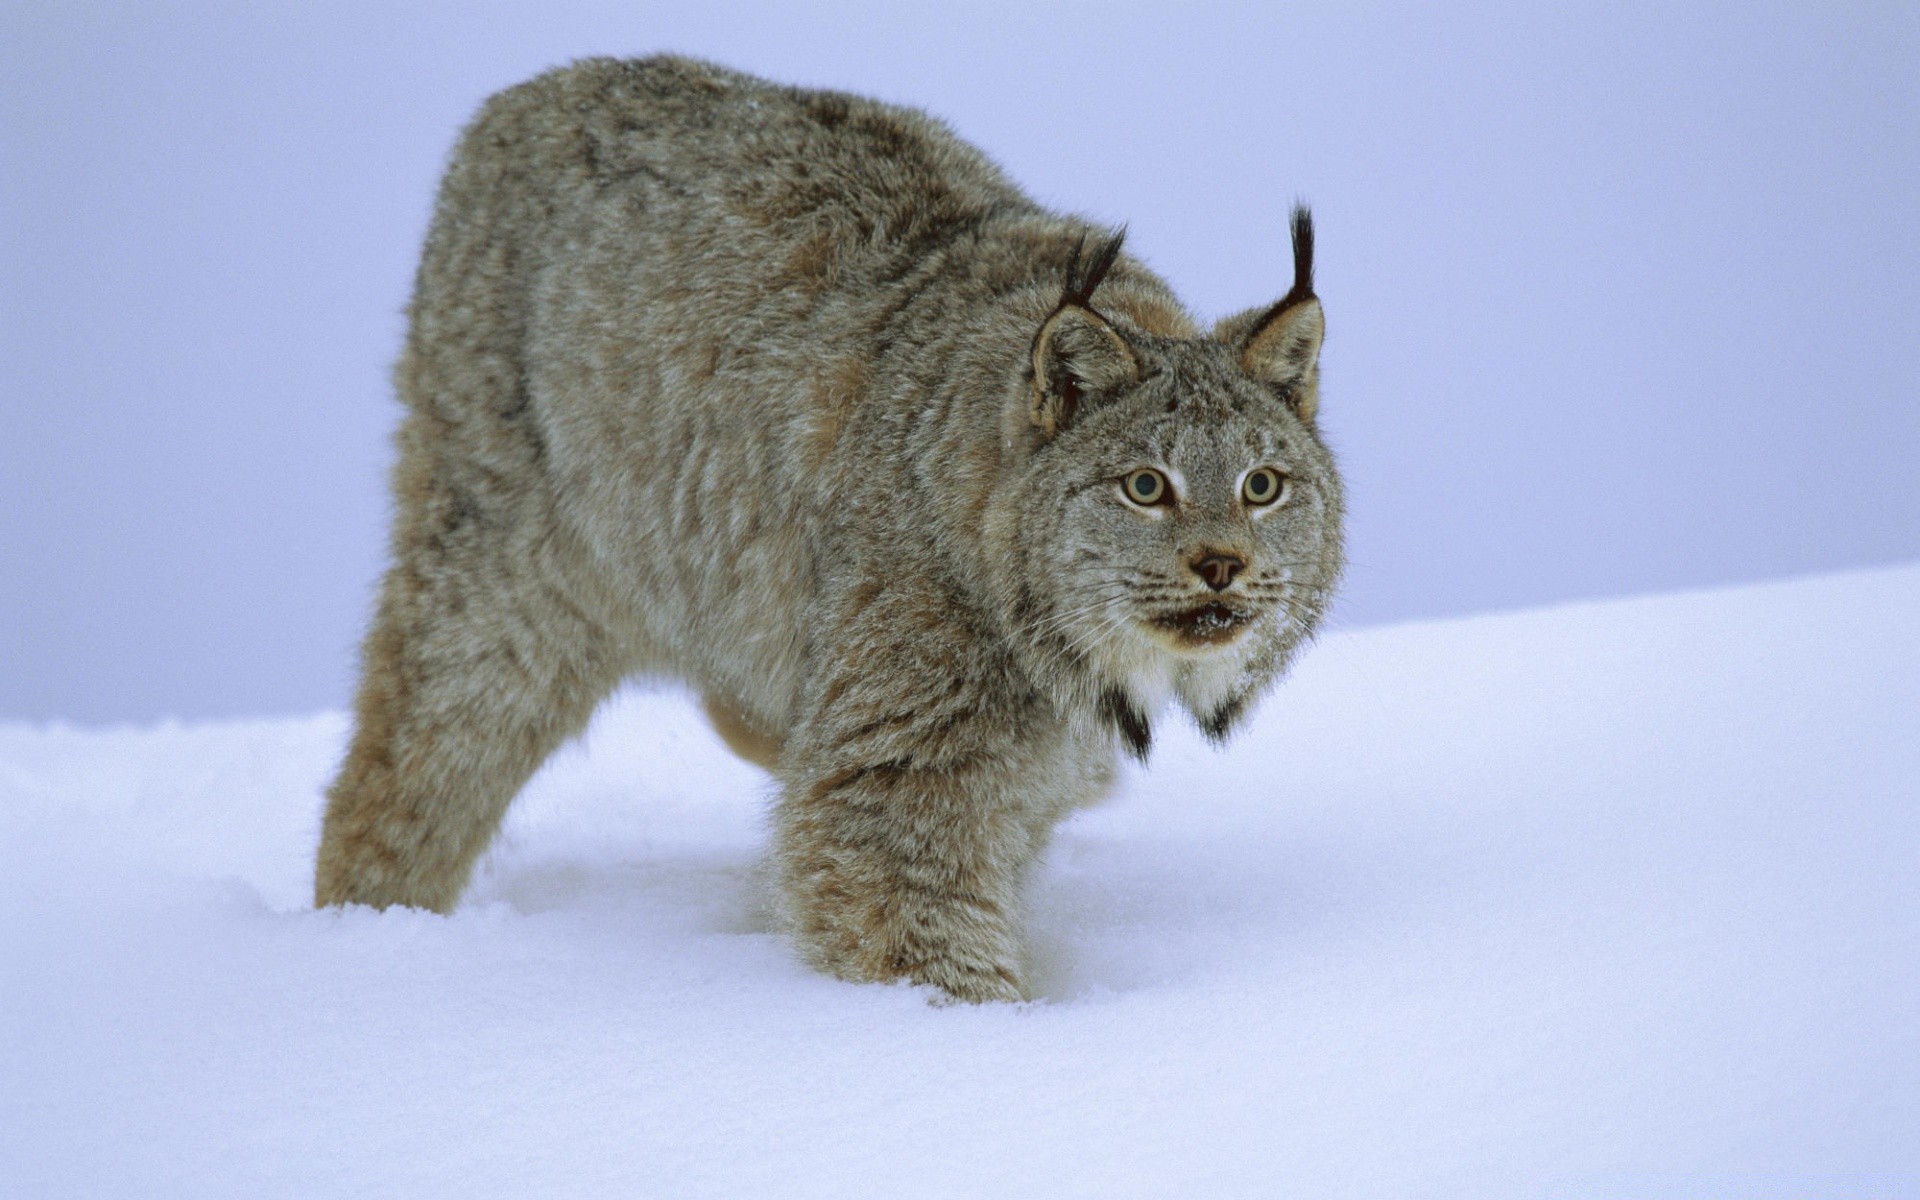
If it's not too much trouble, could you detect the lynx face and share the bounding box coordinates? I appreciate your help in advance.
[1003,215,1341,747]
[1096,366,1332,649]
[1011,345,1342,743]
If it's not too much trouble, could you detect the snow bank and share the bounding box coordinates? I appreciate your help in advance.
[4,567,1916,1198]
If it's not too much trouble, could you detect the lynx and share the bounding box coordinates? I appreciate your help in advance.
[314,55,1345,1003]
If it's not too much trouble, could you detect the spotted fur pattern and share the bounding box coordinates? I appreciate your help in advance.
[314,56,1345,1002]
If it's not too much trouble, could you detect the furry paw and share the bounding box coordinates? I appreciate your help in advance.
[917,960,1028,1006]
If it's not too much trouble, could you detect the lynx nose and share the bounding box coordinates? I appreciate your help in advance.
[1192,552,1245,592]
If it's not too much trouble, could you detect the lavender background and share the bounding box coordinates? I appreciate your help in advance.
[4,1,1916,723]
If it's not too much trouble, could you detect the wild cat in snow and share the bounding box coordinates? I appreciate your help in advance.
[314,55,1344,1003]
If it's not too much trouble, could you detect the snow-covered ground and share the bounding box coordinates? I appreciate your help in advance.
[4,567,1916,1198]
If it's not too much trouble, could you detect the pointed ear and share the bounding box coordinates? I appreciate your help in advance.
[1230,206,1325,421]
[1031,230,1139,437]
[1242,297,1323,409]
[1032,304,1138,436]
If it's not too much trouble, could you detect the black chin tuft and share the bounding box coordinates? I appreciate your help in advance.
[1198,693,1249,747]
[1100,688,1152,763]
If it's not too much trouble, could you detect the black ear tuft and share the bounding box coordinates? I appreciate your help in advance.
[1251,205,1315,330]
[1061,227,1127,311]
[1287,204,1315,307]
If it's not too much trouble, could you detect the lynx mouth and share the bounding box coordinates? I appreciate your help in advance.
[1149,602,1254,648]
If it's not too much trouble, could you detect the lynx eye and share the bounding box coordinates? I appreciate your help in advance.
[1242,467,1287,506]
[1121,468,1170,507]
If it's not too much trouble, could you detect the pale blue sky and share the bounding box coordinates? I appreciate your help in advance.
[4,1,1916,722]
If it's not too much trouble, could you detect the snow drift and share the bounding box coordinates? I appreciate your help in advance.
[4,566,1916,1197]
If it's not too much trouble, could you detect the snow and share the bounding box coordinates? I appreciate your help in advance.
[3,566,1917,1197]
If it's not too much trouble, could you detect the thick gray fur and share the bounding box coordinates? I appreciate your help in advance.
[314,55,1345,1003]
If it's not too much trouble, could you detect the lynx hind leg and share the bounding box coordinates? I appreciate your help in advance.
[314,78,642,913]
[775,587,1066,1003]
[315,436,624,913]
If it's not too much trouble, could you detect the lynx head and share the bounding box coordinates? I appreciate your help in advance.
[997,207,1344,757]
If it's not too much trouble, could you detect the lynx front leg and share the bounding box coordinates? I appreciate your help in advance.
[774,588,1065,1003]
[778,755,1040,1002]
